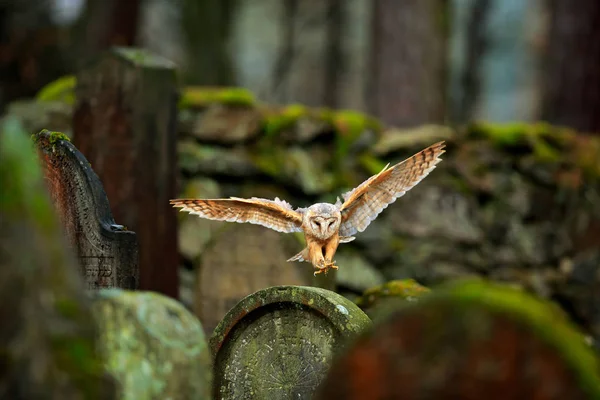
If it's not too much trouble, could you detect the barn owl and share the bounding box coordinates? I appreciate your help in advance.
[170,141,445,276]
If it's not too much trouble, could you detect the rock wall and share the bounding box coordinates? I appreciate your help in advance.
[4,80,600,344]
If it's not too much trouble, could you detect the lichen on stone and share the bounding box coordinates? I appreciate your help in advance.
[356,279,431,308]
[179,86,256,109]
[35,75,77,105]
[262,103,311,137]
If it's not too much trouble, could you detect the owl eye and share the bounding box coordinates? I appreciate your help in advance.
[314,221,321,227]
[327,221,334,229]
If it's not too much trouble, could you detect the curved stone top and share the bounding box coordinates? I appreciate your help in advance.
[210,285,371,400]
[210,285,371,356]
[315,279,600,399]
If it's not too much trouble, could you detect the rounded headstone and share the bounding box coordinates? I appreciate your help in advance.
[92,289,211,400]
[315,279,600,400]
[210,285,371,400]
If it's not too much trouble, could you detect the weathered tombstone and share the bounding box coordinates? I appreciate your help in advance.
[0,117,117,399]
[195,223,335,335]
[33,129,139,290]
[315,279,600,400]
[73,47,179,298]
[355,279,431,320]
[91,289,212,400]
[210,285,371,399]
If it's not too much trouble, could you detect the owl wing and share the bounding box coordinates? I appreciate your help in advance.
[338,141,445,237]
[170,196,304,233]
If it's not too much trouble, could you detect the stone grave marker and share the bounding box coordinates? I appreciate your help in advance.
[210,285,371,400]
[0,117,116,399]
[34,129,138,290]
[91,289,212,400]
[73,47,179,298]
[195,223,335,335]
[315,279,600,400]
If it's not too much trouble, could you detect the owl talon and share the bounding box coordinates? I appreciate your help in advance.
[324,259,339,270]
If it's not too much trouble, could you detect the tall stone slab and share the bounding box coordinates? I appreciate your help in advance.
[73,47,179,298]
[34,129,138,290]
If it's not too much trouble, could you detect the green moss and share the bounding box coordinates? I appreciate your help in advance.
[179,86,256,109]
[358,153,388,176]
[56,298,80,318]
[1,117,109,398]
[420,279,600,397]
[468,122,568,162]
[113,47,175,70]
[356,279,431,308]
[251,146,285,178]
[327,110,383,162]
[572,136,600,179]
[469,122,600,180]
[35,75,76,105]
[262,104,309,137]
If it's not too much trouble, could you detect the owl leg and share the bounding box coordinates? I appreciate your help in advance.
[308,241,328,276]
[322,238,340,271]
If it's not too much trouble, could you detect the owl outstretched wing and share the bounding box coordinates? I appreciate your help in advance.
[337,141,445,237]
[170,197,304,233]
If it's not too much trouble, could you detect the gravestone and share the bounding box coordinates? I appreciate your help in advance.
[0,117,116,399]
[73,47,179,298]
[315,279,600,400]
[91,289,212,400]
[195,223,335,335]
[34,129,138,290]
[210,285,371,400]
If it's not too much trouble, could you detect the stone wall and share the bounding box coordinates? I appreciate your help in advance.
[4,79,600,344]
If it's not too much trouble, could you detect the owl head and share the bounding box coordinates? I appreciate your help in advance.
[303,203,342,240]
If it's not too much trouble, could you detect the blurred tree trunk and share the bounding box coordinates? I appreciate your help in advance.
[0,0,66,112]
[454,0,491,124]
[368,0,448,128]
[71,0,141,69]
[181,0,236,86]
[541,0,600,132]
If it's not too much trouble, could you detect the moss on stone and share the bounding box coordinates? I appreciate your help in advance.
[179,86,256,109]
[262,103,310,137]
[92,289,211,400]
[1,116,113,399]
[355,279,431,308]
[35,75,77,105]
[112,47,176,70]
[468,122,568,161]
[468,122,600,179]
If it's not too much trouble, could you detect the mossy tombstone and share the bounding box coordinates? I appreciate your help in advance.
[0,118,116,399]
[33,129,139,290]
[315,279,600,399]
[92,289,211,400]
[210,285,371,400]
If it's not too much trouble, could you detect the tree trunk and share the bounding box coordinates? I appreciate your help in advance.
[368,0,448,128]
[541,0,600,132]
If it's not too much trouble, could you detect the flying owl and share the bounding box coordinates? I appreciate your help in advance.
[170,141,445,276]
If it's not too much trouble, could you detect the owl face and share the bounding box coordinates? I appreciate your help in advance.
[303,203,342,240]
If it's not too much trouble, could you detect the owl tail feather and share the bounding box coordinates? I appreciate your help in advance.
[287,247,309,263]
